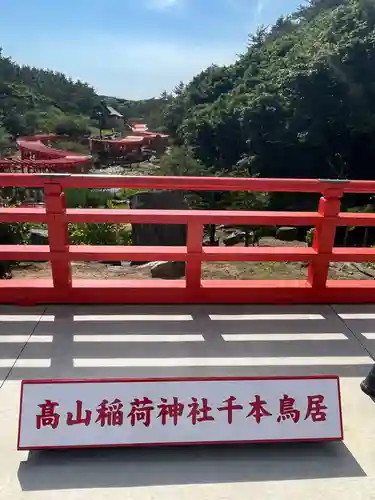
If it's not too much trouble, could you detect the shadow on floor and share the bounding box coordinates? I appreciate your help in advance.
[18,441,366,491]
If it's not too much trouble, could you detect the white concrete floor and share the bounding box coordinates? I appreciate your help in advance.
[1,303,375,499]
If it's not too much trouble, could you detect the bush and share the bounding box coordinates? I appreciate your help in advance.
[65,188,115,208]
[69,223,131,246]
[0,221,30,278]
[158,146,204,176]
[54,116,90,137]
[0,126,10,157]
[305,228,315,247]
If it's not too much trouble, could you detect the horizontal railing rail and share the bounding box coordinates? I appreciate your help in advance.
[0,172,372,192]
[1,173,375,305]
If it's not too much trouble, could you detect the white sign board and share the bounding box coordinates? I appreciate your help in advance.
[18,376,343,450]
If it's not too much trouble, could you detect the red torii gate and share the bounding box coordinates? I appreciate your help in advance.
[0,134,92,174]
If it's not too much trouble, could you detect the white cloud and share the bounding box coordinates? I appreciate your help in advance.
[256,0,266,16]
[146,0,180,9]
[221,0,269,29]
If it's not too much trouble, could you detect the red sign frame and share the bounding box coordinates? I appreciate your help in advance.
[18,375,344,450]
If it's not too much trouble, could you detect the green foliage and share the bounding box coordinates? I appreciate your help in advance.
[222,167,270,211]
[0,48,99,138]
[164,0,375,185]
[158,146,207,177]
[0,220,30,245]
[64,189,133,245]
[65,189,117,209]
[0,126,10,156]
[117,188,144,201]
[0,219,30,278]
[157,146,221,214]
[306,228,315,247]
[0,49,97,115]
[69,223,131,246]
[53,116,90,137]
[15,218,132,247]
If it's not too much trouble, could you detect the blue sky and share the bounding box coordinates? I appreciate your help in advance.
[0,0,303,99]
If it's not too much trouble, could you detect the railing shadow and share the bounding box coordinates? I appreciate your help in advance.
[0,303,373,380]
[18,441,366,491]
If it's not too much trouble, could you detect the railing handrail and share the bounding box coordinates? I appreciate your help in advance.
[2,172,375,193]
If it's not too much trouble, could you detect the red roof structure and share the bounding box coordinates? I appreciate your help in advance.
[0,124,169,172]
[0,134,92,173]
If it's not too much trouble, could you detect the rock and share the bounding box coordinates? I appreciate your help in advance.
[261,225,277,238]
[150,261,186,279]
[276,226,298,241]
[130,190,189,265]
[223,231,246,246]
[203,237,220,246]
[30,228,48,245]
[29,229,49,262]
[133,262,156,270]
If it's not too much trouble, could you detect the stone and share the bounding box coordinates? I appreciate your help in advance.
[28,229,49,263]
[276,226,298,241]
[150,261,186,279]
[203,237,220,246]
[223,231,246,247]
[130,190,189,265]
[134,262,156,270]
[29,228,48,245]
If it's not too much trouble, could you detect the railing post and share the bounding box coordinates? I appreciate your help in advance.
[186,221,203,289]
[44,182,72,291]
[308,187,343,289]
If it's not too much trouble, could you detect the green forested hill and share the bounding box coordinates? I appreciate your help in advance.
[164,0,375,180]
[0,48,99,143]
[0,49,169,153]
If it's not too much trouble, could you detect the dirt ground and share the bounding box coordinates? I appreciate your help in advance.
[10,237,373,281]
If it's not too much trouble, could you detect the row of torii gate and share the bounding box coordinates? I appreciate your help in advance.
[0,124,169,174]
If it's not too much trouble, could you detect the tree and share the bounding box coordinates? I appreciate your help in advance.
[160,90,171,101]
[222,168,270,245]
[54,116,90,137]
[2,114,29,137]
[157,147,225,244]
[0,48,98,139]
[163,0,375,209]
[0,126,10,157]
[158,146,205,177]
[173,81,185,96]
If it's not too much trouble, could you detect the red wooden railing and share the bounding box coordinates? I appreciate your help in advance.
[1,173,375,304]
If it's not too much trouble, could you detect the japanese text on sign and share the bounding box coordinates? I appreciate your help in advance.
[36,393,328,430]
